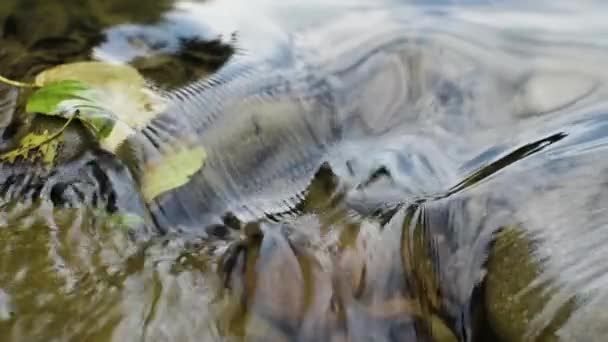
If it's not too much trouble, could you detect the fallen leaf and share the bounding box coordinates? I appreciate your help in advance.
[34,61,144,87]
[142,145,207,202]
[5,61,202,201]
[26,80,116,138]
[0,130,63,166]
[28,61,167,151]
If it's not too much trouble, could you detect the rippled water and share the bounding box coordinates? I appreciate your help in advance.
[2,0,608,341]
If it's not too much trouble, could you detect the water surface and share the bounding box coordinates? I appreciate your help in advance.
[1,1,608,341]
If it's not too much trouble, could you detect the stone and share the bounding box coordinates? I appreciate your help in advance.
[485,227,573,342]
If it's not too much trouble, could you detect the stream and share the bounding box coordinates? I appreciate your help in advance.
[1,1,608,341]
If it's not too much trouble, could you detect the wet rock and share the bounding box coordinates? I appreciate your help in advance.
[219,225,306,338]
[26,116,98,164]
[0,0,185,82]
[217,210,461,342]
[0,84,17,144]
[0,0,16,38]
[0,114,98,177]
[10,2,69,48]
[485,227,573,342]
[0,112,148,222]
[86,0,173,27]
[131,38,232,89]
[132,54,189,88]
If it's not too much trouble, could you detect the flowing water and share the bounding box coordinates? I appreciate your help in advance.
[1,0,608,341]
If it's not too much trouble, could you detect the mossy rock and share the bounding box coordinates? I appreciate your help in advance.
[485,227,573,342]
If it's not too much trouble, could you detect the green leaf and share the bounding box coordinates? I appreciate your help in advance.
[142,145,207,203]
[25,80,117,139]
[28,61,167,151]
[26,80,90,114]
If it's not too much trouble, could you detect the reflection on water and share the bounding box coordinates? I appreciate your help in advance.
[2,0,608,341]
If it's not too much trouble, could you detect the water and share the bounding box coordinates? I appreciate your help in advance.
[1,0,608,341]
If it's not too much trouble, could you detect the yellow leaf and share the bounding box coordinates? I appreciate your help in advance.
[141,145,207,202]
[33,61,167,151]
[0,130,63,166]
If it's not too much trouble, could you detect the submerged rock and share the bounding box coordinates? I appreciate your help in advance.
[0,113,148,235]
[485,227,572,342]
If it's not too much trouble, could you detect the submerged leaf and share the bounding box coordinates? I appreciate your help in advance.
[107,212,146,231]
[142,145,208,203]
[90,207,146,231]
[0,130,63,166]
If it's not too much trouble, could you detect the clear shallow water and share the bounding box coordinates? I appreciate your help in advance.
[2,0,608,341]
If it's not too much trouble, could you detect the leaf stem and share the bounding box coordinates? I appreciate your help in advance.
[0,74,38,89]
[39,114,76,145]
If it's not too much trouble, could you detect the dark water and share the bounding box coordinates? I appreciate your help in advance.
[2,1,608,341]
